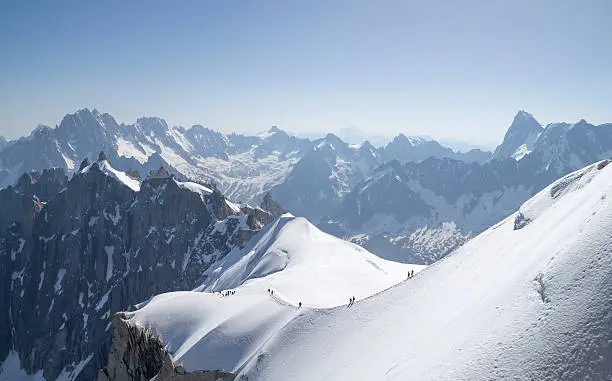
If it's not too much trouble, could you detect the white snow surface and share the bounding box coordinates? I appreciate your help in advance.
[128,214,422,374]
[81,159,141,192]
[133,160,612,380]
[115,137,149,163]
[174,180,213,201]
[511,143,531,160]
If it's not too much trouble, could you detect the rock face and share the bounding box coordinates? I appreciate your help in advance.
[320,155,564,264]
[98,313,235,381]
[0,160,267,381]
[494,110,543,160]
[97,313,167,381]
[259,193,286,218]
[271,135,383,224]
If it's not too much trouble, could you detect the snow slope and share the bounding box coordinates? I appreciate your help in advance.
[127,215,423,374]
[243,159,612,381]
[81,159,141,191]
[132,159,611,380]
[174,180,212,201]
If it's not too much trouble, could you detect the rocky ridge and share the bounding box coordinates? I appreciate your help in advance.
[0,155,272,381]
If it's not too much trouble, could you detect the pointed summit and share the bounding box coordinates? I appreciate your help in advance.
[513,110,536,122]
[494,111,543,160]
[573,119,590,128]
[324,133,345,145]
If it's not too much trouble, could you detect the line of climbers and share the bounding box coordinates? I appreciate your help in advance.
[266,288,358,309]
[268,288,304,309]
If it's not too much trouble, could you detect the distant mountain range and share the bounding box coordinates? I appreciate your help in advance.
[2,108,612,381]
[320,111,612,262]
[0,108,491,203]
[1,108,611,265]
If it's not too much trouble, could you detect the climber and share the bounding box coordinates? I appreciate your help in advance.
[298,302,302,308]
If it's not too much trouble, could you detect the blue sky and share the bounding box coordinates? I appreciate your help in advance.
[1,0,611,145]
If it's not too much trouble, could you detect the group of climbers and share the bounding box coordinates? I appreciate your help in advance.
[407,269,415,279]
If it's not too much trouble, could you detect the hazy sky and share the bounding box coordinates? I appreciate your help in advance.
[1,0,611,145]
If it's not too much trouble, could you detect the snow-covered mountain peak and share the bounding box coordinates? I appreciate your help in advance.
[72,107,112,128]
[194,213,422,307]
[194,213,422,306]
[134,116,169,135]
[268,126,282,134]
[187,124,215,135]
[391,133,412,146]
[572,118,591,128]
[261,126,291,144]
[513,109,537,122]
[358,140,379,158]
[389,133,429,147]
[360,140,374,149]
[28,124,53,138]
[494,110,543,160]
[80,156,141,192]
[124,213,421,375]
[319,133,346,149]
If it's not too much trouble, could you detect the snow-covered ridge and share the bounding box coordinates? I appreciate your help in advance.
[174,180,213,201]
[80,158,218,200]
[127,159,612,380]
[242,159,612,380]
[517,160,610,226]
[126,214,423,374]
[81,159,141,192]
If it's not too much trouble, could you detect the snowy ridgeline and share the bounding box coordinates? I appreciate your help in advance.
[124,160,612,380]
[127,215,422,374]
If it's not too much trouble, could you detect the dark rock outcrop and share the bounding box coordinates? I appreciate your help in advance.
[0,163,266,380]
[513,212,531,230]
[259,193,285,219]
[98,313,235,381]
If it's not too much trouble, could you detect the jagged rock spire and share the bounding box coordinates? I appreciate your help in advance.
[148,166,170,179]
[78,157,91,172]
[125,168,141,180]
[260,192,286,218]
